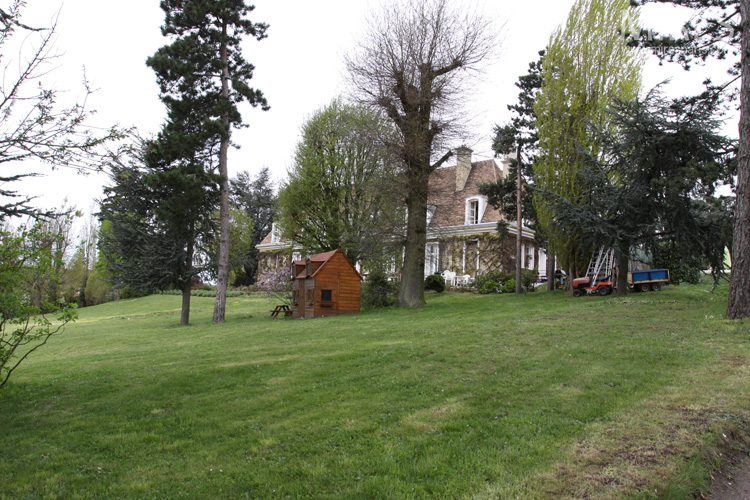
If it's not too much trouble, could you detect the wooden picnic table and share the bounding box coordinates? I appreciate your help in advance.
[270,304,292,318]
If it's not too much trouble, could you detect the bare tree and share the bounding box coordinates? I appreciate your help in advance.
[0,1,126,221]
[345,0,498,306]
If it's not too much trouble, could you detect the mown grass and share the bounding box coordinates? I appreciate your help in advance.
[1,282,749,499]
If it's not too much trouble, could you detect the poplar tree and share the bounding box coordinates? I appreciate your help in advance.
[534,0,643,280]
[147,0,269,324]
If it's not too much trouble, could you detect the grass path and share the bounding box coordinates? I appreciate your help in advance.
[1,283,749,499]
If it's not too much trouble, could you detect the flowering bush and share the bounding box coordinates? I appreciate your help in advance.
[257,266,293,306]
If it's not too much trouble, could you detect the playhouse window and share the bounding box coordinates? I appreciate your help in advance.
[306,289,313,302]
[293,290,299,305]
[321,289,332,302]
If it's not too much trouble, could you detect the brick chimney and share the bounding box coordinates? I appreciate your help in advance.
[500,151,516,179]
[455,145,472,192]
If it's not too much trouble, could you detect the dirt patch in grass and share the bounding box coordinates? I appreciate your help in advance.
[708,451,750,500]
[539,402,731,499]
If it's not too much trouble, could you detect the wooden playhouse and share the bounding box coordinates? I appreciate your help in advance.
[292,249,362,319]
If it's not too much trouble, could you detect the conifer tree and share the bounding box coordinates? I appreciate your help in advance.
[481,51,545,294]
[147,0,269,324]
[542,90,735,294]
[98,144,220,326]
[630,0,749,318]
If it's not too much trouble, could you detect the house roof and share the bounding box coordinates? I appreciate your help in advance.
[427,159,505,228]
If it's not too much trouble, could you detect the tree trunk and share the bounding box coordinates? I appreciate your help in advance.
[181,237,194,326]
[616,251,629,296]
[515,144,523,294]
[213,22,230,324]
[728,0,750,319]
[397,175,429,307]
[547,246,556,292]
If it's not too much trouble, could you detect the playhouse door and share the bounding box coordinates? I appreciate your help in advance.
[303,279,315,318]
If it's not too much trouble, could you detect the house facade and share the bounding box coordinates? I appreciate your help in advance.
[422,146,543,280]
[256,146,544,282]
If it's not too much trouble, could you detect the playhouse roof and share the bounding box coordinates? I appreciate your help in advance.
[293,249,361,281]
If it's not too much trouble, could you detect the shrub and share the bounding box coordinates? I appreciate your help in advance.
[653,242,703,285]
[479,280,502,294]
[501,279,516,294]
[424,274,445,293]
[475,270,537,293]
[474,271,511,294]
[521,269,538,292]
[120,287,150,299]
[362,272,397,309]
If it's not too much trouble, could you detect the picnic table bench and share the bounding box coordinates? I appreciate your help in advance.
[270,304,292,318]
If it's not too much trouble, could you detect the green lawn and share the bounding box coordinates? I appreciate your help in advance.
[1,283,749,499]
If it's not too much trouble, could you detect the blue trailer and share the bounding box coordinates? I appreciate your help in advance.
[628,269,670,292]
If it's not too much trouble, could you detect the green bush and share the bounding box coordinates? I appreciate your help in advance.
[478,280,502,294]
[120,287,151,299]
[156,289,243,298]
[424,274,445,293]
[475,269,537,294]
[653,242,702,285]
[474,271,511,294]
[521,269,538,292]
[362,272,398,309]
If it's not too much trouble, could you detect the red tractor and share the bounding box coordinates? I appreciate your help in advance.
[572,247,616,297]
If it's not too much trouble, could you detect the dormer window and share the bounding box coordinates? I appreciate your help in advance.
[465,196,487,225]
[469,200,479,224]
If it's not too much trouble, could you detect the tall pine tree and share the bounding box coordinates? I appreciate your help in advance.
[147,0,269,324]
[481,51,545,294]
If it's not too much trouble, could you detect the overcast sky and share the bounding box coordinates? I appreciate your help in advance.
[7,0,734,227]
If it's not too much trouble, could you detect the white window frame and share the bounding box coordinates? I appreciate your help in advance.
[425,242,439,276]
[522,243,535,270]
[465,196,487,225]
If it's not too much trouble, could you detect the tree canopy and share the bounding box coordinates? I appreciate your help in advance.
[541,89,735,292]
[276,99,401,267]
[0,1,124,220]
[98,143,220,325]
[229,167,276,285]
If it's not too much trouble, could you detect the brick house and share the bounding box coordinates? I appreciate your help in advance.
[422,146,543,280]
[256,146,544,281]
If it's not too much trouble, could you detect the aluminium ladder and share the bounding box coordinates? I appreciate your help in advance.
[585,247,616,287]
